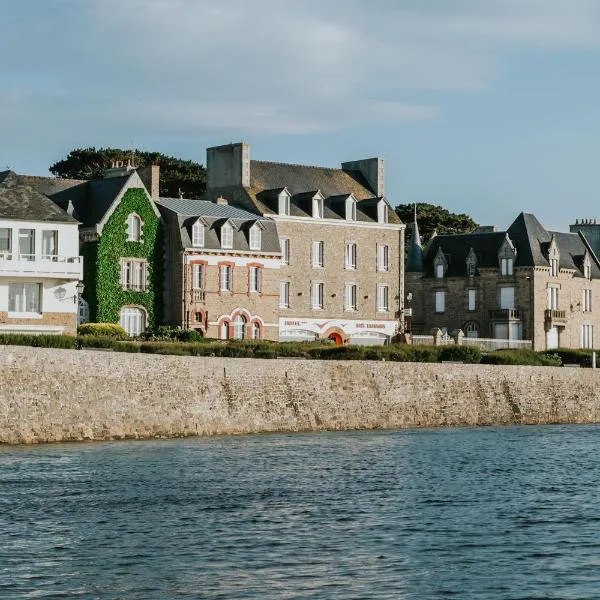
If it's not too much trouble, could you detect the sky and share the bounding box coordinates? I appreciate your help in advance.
[1,0,600,231]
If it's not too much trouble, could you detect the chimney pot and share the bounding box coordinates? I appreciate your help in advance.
[216,196,228,205]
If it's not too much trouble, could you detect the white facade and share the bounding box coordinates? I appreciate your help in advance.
[0,219,82,334]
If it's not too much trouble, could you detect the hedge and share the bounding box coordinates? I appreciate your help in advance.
[77,323,127,338]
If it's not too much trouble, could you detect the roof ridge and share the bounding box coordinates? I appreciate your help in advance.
[251,159,345,172]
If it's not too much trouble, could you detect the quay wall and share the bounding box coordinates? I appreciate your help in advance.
[1,346,600,444]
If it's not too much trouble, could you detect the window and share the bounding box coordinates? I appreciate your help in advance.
[279,281,290,308]
[583,289,592,313]
[345,243,357,270]
[126,213,141,242]
[249,266,262,293]
[313,197,324,219]
[501,258,513,276]
[435,264,444,279]
[467,262,476,277]
[312,241,324,268]
[377,245,389,272]
[468,289,477,311]
[233,315,246,340]
[377,284,389,312]
[19,229,35,260]
[251,322,261,340]
[584,258,592,280]
[192,222,204,247]
[345,283,357,311]
[278,192,290,216]
[220,320,230,340]
[119,306,146,336]
[581,324,594,349]
[41,231,58,260]
[550,258,559,277]
[547,287,558,310]
[195,312,203,323]
[0,228,11,257]
[280,238,290,265]
[249,225,261,251]
[221,223,233,249]
[220,265,233,292]
[346,197,357,221]
[464,321,480,338]
[8,283,41,313]
[435,290,445,313]
[312,282,324,309]
[121,259,149,291]
[192,264,205,289]
[377,200,388,224]
[499,287,515,309]
[77,297,90,325]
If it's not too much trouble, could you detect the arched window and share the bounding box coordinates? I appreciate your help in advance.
[119,306,146,336]
[233,315,246,340]
[126,213,142,242]
[192,222,204,247]
[251,321,261,339]
[220,320,230,340]
[221,222,233,249]
[249,224,261,251]
[463,321,480,339]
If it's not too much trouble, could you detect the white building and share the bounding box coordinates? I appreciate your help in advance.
[0,171,82,335]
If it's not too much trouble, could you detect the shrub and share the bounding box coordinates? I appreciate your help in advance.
[544,348,593,368]
[0,333,77,349]
[76,335,120,350]
[481,349,561,367]
[439,345,482,364]
[139,326,207,343]
[77,323,127,338]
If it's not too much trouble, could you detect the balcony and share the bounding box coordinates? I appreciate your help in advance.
[489,308,521,320]
[544,309,567,326]
[192,289,206,303]
[0,253,83,278]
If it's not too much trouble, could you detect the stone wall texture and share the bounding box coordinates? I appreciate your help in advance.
[1,345,600,444]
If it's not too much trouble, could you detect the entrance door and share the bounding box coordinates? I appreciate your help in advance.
[328,332,343,346]
[546,327,559,350]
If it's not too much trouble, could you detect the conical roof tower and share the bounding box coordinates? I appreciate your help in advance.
[406,204,424,272]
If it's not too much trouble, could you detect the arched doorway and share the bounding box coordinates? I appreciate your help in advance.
[328,332,343,346]
[120,306,146,337]
[233,315,247,340]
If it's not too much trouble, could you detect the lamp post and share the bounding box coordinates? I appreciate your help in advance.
[75,281,85,303]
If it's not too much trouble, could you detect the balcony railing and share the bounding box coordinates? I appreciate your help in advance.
[0,253,83,277]
[544,309,567,324]
[489,308,521,320]
[192,289,206,303]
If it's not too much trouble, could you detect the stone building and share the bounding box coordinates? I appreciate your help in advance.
[201,142,405,345]
[406,211,600,350]
[22,164,162,336]
[0,171,82,335]
[158,197,281,340]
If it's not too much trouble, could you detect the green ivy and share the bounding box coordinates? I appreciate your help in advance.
[83,188,163,328]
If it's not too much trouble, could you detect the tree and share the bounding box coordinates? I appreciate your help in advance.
[396,202,478,244]
[50,147,206,199]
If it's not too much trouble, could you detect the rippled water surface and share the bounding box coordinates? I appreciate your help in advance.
[2,426,600,599]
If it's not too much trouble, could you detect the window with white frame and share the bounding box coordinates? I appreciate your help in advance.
[345,242,357,270]
[312,282,324,309]
[251,321,261,339]
[192,222,204,247]
[501,257,514,276]
[192,263,205,289]
[547,286,558,310]
[468,289,477,311]
[280,238,290,265]
[278,191,290,216]
[377,200,388,224]
[377,244,389,272]
[584,256,592,280]
[126,213,142,242]
[249,225,261,251]
[279,281,290,308]
[41,230,58,260]
[18,229,34,260]
[435,263,444,279]
[583,289,592,313]
[581,324,594,349]
[8,283,41,313]
[435,290,445,313]
[220,320,230,340]
[377,284,389,312]
[249,266,262,293]
[345,197,357,221]
[499,286,515,309]
[120,306,146,336]
[121,259,149,291]
[312,240,324,268]
[221,223,233,249]
[550,258,559,277]
[313,196,324,219]
[0,228,11,257]
[345,283,357,311]
[220,265,233,292]
[233,315,246,340]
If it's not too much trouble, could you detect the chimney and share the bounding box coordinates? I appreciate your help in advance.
[104,160,135,179]
[138,164,160,201]
[216,196,228,205]
[206,142,250,190]
[341,157,385,197]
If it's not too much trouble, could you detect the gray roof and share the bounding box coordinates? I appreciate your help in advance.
[424,212,600,279]
[0,171,78,223]
[158,198,281,254]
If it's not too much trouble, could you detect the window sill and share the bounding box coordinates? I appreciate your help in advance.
[377,268,389,273]
[8,312,42,319]
[311,307,324,311]
[377,309,390,313]
[312,265,324,269]
[345,266,357,271]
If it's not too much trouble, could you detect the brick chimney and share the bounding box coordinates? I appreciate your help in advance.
[137,165,160,200]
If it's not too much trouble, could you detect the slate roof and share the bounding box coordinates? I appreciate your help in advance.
[0,171,78,223]
[157,198,281,254]
[423,212,600,279]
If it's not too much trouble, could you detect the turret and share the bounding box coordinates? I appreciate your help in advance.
[406,204,424,273]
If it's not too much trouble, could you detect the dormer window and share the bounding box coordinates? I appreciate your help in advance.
[550,258,559,277]
[249,224,261,251]
[498,234,516,276]
[192,221,204,248]
[345,196,357,221]
[584,253,592,280]
[278,190,290,216]
[377,200,388,224]
[312,195,324,219]
[221,222,233,249]
[548,236,559,277]
[126,213,142,242]
[466,247,477,277]
[434,247,447,279]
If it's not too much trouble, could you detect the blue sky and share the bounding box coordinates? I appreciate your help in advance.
[1,0,599,231]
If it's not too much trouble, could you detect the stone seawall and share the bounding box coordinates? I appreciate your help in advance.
[1,345,600,444]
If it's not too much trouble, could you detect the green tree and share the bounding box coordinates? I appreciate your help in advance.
[396,202,478,244]
[50,147,206,199]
